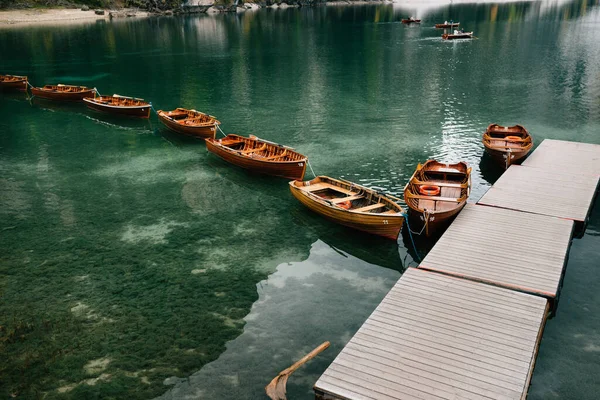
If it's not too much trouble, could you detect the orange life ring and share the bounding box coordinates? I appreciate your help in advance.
[338,201,352,210]
[505,136,521,141]
[418,185,441,196]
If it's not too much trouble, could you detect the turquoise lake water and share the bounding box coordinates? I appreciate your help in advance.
[1,1,599,398]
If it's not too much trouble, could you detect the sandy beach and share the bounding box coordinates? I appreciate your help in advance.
[0,8,149,27]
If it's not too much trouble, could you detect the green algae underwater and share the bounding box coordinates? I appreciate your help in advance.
[2,1,600,399]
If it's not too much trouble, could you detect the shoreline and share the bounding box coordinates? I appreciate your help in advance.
[0,8,151,27]
[0,1,395,27]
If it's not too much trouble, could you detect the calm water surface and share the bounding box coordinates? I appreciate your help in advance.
[1,1,599,399]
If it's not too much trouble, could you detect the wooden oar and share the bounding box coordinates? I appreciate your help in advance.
[265,341,330,400]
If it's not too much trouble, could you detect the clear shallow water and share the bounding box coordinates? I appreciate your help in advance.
[0,1,599,399]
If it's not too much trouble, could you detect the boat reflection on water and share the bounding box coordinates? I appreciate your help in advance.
[29,96,87,114]
[290,206,405,273]
[399,224,436,266]
[479,152,505,185]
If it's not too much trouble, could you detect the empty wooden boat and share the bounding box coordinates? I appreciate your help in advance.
[403,160,471,237]
[0,74,28,91]
[205,134,308,180]
[483,124,533,169]
[442,30,474,40]
[290,176,405,240]
[402,18,421,24]
[31,84,96,101]
[435,21,460,28]
[157,108,220,139]
[83,94,151,118]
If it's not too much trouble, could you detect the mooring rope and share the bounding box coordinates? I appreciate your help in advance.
[306,159,317,179]
[93,87,101,97]
[216,124,227,138]
[402,213,422,263]
[150,103,158,115]
[407,210,428,236]
[24,81,35,100]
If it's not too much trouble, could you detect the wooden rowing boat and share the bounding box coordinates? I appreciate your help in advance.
[31,84,95,101]
[0,75,28,91]
[83,94,151,118]
[205,134,308,180]
[157,108,220,139]
[442,30,474,40]
[403,160,471,238]
[290,176,405,240]
[483,124,533,169]
[402,18,421,24]
[435,22,460,28]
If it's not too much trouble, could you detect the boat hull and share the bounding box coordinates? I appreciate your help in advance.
[483,147,530,168]
[0,79,27,91]
[206,138,306,180]
[31,88,95,101]
[442,33,473,40]
[406,201,466,238]
[482,124,533,169]
[435,23,460,28]
[289,183,404,240]
[83,98,151,118]
[157,112,217,139]
[403,160,471,238]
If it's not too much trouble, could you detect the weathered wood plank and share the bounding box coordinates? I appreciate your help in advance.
[364,315,533,359]
[418,204,573,299]
[351,332,528,388]
[314,269,548,400]
[522,139,600,176]
[356,327,532,376]
[343,344,524,396]
[478,164,598,223]
[397,272,546,315]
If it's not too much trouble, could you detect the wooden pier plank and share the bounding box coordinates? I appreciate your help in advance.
[313,269,548,400]
[477,164,598,223]
[522,139,600,176]
[418,204,573,299]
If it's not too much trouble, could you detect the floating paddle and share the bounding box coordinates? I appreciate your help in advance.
[265,341,330,400]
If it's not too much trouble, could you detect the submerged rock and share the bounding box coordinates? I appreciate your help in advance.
[84,357,111,375]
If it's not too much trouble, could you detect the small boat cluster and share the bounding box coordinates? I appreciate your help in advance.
[1,74,532,242]
[403,17,475,40]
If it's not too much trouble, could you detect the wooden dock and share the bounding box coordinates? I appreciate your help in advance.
[314,268,549,400]
[478,164,598,234]
[521,139,600,175]
[313,139,599,400]
[418,204,574,306]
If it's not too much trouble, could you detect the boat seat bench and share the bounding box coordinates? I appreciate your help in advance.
[331,195,364,204]
[440,187,462,198]
[435,201,459,212]
[410,194,463,202]
[417,198,462,212]
[304,183,355,196]
[418,199,436,211]
[354,203,386,212]
[417,181,465,188]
